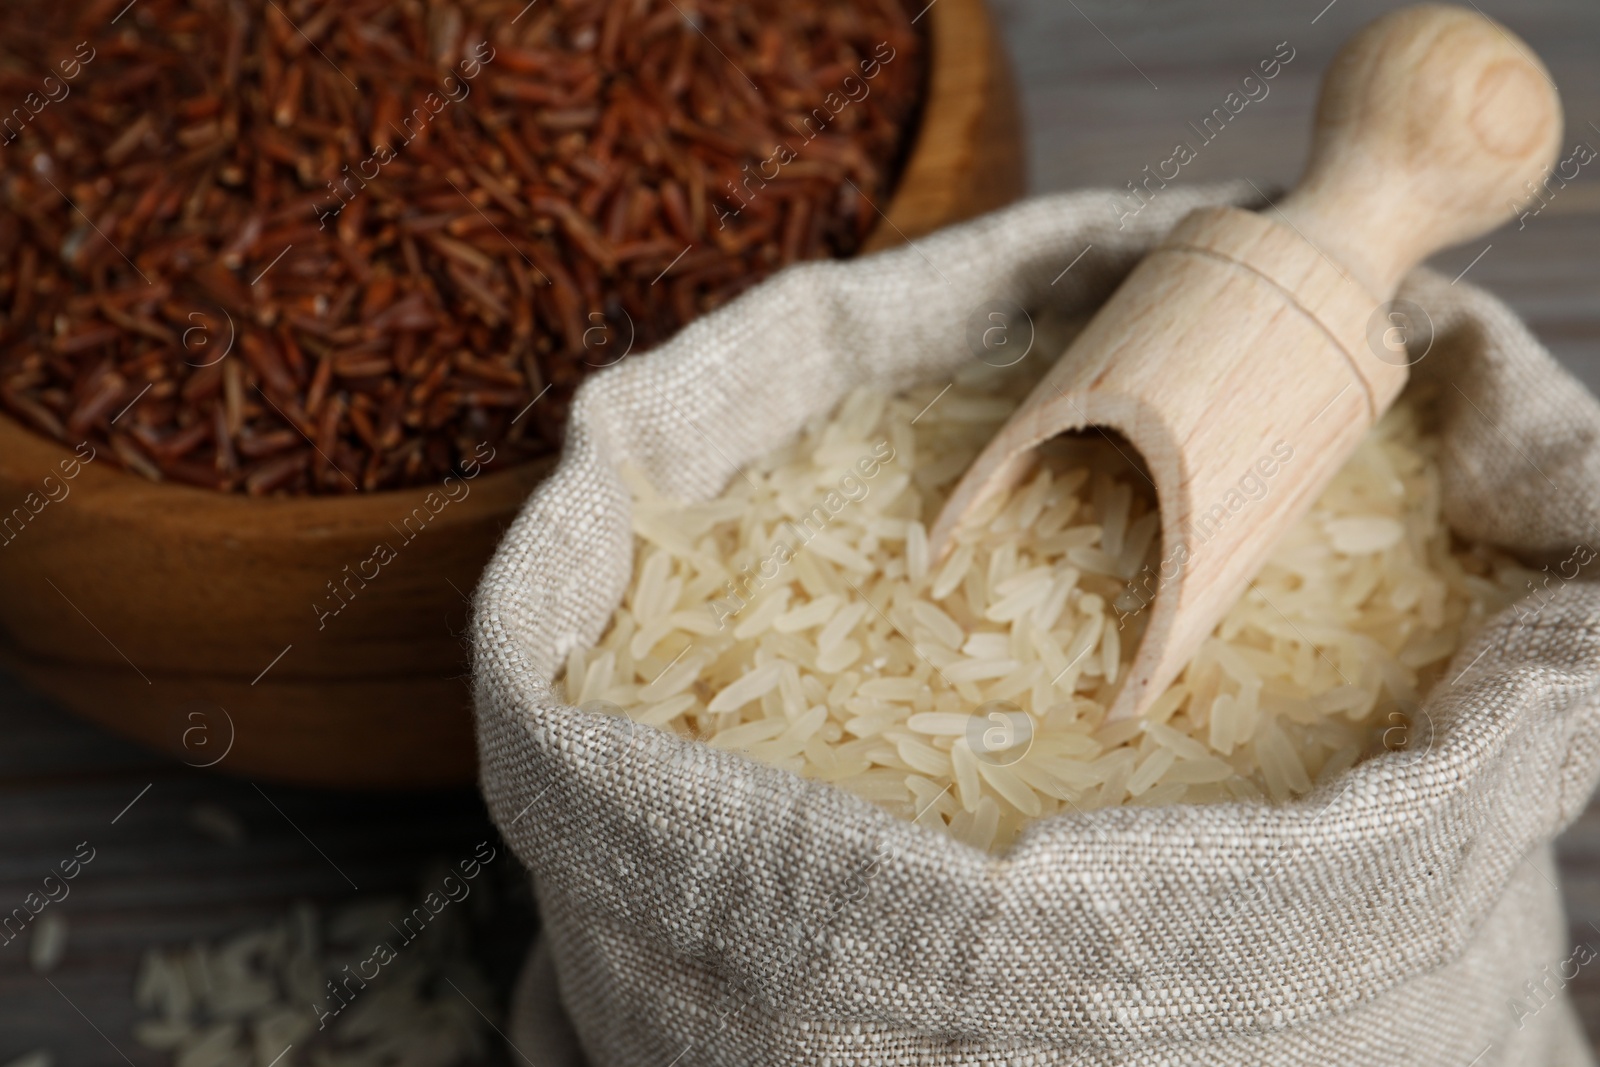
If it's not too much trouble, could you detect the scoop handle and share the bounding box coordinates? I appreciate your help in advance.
[1277,3,1562,298]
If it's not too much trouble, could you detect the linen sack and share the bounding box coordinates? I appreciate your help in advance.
[473,182,1600,1066]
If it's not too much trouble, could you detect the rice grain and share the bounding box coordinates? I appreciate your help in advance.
[577,357,1533,852]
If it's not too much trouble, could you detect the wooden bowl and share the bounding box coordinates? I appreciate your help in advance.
[0,0,1024,789]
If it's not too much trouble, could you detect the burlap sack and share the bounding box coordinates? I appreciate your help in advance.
[472,182,1600,1066]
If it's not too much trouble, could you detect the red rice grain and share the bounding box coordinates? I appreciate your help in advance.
[0,0,923,493]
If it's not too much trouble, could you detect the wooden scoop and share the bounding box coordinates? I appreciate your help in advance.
[930,4,1562,721]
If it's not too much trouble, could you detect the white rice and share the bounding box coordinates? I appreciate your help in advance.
[576,358,1532,853]
[132,890,496,1067]
[28,912,67,974]
[189,802,248,846]
[1,1053,52,1067]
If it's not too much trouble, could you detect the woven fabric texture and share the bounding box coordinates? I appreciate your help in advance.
[473,184,1600,1066]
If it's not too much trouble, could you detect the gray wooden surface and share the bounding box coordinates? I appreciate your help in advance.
[0,684,536,1065]
[6,0,1600,1062]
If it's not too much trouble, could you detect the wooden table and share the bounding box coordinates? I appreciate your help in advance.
[6,0,1600,1062]
[0,682,536,1065]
